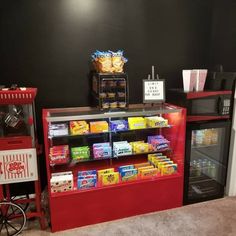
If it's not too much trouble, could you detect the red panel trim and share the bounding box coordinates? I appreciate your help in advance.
[0,136,32,151]
[187,90,232,99]
[50,175,183,232]
[187,115,230,122]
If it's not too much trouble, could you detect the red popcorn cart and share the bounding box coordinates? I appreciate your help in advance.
[0,86,45,236]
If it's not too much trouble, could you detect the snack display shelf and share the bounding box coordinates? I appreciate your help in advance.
[49,156,116,167]
[50,149,172,167]
[50,148,172,167]
[192,144,218,149]
[43,104,186,232]
[113,148,172,158]
[50,172,183,198]
[49,131,109,139]
[69,156,117,164]
[48,125,172,140]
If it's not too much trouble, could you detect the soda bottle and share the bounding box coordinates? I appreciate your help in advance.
[191,160,197,177]
[201,159,208,175]
[210,163,217,179]
[195,160,202,177]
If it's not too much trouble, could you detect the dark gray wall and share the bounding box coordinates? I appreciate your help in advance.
[0,0,213,110]
[208,0,236,71]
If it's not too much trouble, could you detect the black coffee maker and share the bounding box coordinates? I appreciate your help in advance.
[205,65,236,91]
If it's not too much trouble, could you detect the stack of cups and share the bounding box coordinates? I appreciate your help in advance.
[182,69,208,92]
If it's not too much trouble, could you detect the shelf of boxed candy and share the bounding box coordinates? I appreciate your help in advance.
[48,116,171,140]
[49,135,171,166]
[50,152,179,196]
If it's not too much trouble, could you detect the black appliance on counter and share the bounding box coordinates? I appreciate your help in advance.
[168,89,233,204]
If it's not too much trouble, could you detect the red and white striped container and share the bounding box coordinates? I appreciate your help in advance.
[0,148,38,184]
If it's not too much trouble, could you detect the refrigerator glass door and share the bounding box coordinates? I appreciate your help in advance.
[185,121,231,204]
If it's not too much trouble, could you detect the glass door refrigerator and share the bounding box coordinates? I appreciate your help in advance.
[184,120,231,204]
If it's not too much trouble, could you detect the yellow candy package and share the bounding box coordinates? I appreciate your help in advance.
[101,172,119,186]
[110,50,126,73]
[98,168,115,182]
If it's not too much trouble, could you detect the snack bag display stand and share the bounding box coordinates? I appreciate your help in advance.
[0,87,45,236]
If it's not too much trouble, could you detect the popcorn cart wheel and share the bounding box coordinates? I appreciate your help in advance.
[0,201,26,236]
[0,86,46,235]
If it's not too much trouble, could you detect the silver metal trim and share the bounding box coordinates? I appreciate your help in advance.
[46,107,181,122]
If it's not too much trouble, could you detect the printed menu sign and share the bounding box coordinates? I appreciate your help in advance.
[143,80,165,103]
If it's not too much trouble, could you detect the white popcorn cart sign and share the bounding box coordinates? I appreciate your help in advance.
[0,148,38,184]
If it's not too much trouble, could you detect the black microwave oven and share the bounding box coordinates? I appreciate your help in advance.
[168,89,232,120]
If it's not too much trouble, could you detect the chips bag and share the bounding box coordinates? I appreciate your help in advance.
[91,50,128,73]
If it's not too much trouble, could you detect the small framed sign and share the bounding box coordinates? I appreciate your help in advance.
[143,79,165,103]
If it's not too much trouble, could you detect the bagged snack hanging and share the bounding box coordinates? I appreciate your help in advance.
[109,50,127,73]
[91,50,128,73]
[91,51,112,73]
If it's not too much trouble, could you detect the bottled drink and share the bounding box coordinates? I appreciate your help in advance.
[201,159,208,175]
[191,160,197,177]
[192,131,196,145]
[210,163,217,179]
[203,129,212,146]
[195,130,203,146]
[195,160,202,177]
[211,129,218,145]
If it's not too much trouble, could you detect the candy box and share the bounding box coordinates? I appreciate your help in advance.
[50,172,73,193]
[110,120,128,131]
[140,168,158,179]
[120,169,138,182]
[77,176,97,189]
[145,116,168,128]
[118,165,134,173]
[49,145,69,165]
[161,164,178,176]
[101,172,119,186]
[147,135,164,144]
[51,171,73,177]
[93,143,112,158]
[93,146,111,158]
[133,143,149,153]
[71,146,90,160]
[138,166,154,174]
[130,141,144,149]
[78,170,97,177]
[98,168,115,182]
[90,121,108,133]
[49,123,68,137]
[113,141,132,156]
[70,121,89,135]
[157,161,174,170]
[152,158,171,168]
[134,162,151,168]
[148,153,163,162]
[128,117,146,130]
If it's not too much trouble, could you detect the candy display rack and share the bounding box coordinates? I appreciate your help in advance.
[43,103,186,232]
[91,72,129,110]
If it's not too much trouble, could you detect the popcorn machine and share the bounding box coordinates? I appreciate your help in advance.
[0,86,45,236]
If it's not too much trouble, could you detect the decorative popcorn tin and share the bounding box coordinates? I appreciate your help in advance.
[0,148,38,184]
